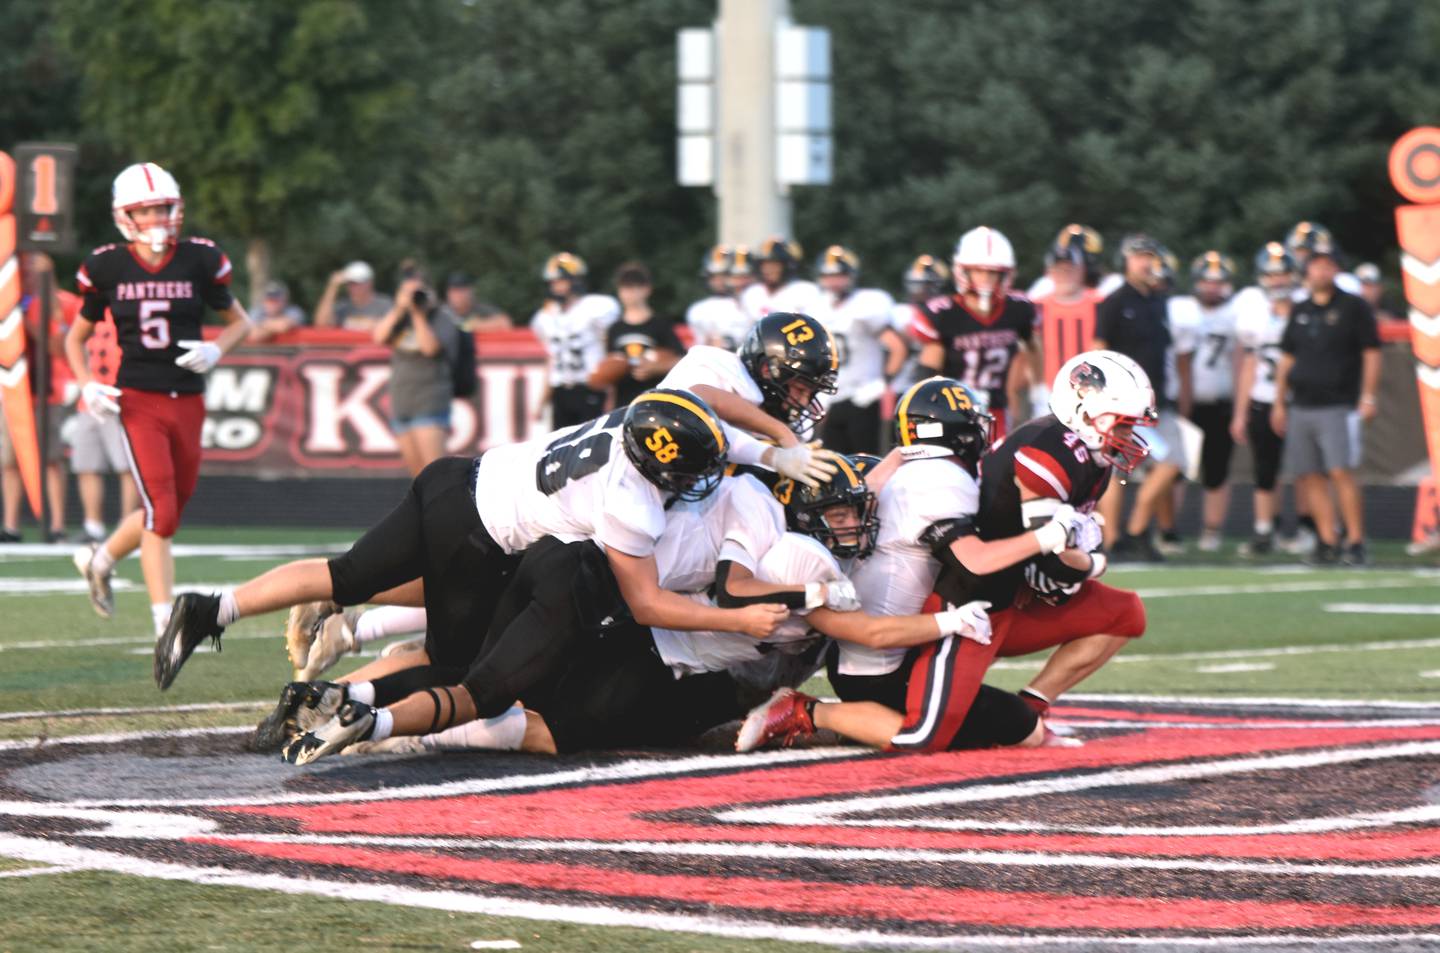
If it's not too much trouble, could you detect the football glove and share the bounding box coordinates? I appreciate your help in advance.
[934,599,992,644]
[80,380,122,421]
[175,340,222,374]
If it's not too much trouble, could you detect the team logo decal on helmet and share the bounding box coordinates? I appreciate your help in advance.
[893,376,994,467]
[112,162,184,253]
[542,252,588,297]
[774,455,880,560]
[739,312,839,433]
[1049,350,1157,473]
[622,389,729,502]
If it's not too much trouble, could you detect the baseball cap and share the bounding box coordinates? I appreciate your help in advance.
[263,280,288,299]
[1355,262,1382,284]
[342,261,374,284]
[446,271,474,289]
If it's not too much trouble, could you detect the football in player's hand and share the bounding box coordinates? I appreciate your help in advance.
[588,354,631,389]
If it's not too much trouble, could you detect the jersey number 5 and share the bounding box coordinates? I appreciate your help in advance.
[139,301,172,350]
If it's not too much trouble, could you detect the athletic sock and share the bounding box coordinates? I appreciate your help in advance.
[151,603,171,637]
[216,588,240,626]
[354,605,428,645]
[83,520,105,539]
[91,544,117,575]
[369,708,394,742]
[1255,520,1273,535]
[347,681,376,705]
[421,706,526,751]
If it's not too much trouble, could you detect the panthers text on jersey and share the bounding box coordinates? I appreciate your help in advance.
[75,238,234,394]
[809,287,897,407]
[1169,295,1239,404]
[910,292,1035,411]
[531,293,620,387]
[685,295,753,350]
[739,279,821,321]
[651,531,843,678]
[839,456,980,677]
[1232,287,1289,406]
[936,414,1111,612]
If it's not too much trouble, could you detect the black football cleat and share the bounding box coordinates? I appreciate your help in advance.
[153,592,224,690]
[250,680,347,752]
[282,700,376,766]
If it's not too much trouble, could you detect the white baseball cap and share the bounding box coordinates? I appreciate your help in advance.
[342,261,374,284]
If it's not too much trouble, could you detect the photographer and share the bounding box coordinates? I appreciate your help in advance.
[373,264,462,476]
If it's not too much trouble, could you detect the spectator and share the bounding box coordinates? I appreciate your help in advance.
[1,254,71,542]
[314,260,393,331]
[67,309,138,543]
[1271,238,1382,566]
[373,265,462,476]
[591,262,683,407]
[247,280,307,343]
[440,272,512,332]
[1094,234,1192,561]
[1355,262,1402,322]
[531,252,620,429]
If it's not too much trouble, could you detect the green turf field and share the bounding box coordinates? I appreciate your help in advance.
[1,529,1437,952]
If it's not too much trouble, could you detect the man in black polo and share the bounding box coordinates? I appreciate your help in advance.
[1271,239,1381,566]
[1093,233,1192,561]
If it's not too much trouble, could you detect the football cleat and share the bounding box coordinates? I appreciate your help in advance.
[1040,723,1085,748]
[153,592,224,690]
[251,681,349,751]
[735,687,816,753]
[73,543,114,620]
[297,608,361,680]
[380,635,427,659]
[342,735,426,756]
[282,700,376,765]
[284,600,341,675]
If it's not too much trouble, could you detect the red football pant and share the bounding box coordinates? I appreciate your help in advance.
[892,581,1146,751]
[118,388,205,538]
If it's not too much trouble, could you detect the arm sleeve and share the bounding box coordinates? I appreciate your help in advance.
[200,244,236,311]
[919,516,978,558]
[76,257,107,322]
[723,422,768,467]
[714,560,807,609]
[909,307,940,343]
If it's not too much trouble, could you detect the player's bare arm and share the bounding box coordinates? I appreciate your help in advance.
[690,383,799,447]
[606,548,785,638]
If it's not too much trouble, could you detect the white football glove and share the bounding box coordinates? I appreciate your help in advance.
[770,441,840,489]
[175,340,222,374]
[934,600,992,645]
[80,380,122,421]
[1072,512,1106,554]
[1032,503,1079,555]
[807,577,861,612]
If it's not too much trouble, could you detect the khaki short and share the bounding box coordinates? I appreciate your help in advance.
[0,403,67,466]
[68,412,130,474]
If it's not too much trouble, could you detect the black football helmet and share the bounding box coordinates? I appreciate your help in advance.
[776,455,879,560]
[893,377,993,469]
[848,452,883,478]
[816,244,860,277]
[739,312,839,433]
[1190,250,1236,285]
[701,244,732,278]
[542,252,588,296]
[758,236,804,282]
[1285,221,1338,261]
[729,244,755,277]
[1045,224,1104,285]
[903,255,949,299]
[1255,241,1298,277]
[622,389,728,502]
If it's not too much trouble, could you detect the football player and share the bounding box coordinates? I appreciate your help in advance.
[739,237,820,320]
[66,163,253,637]
[685,245,753,350]
[1169,252,1242,552]
[153,390,789,695]
[531,252,620,428]
[1029,225,1108,415]
[1231,243,1300,556]
[808,246,909,454]
[738,377,1089,754]
[1285,222,1361,297]
[911,227,1036,438]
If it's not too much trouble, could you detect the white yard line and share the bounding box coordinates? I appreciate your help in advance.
[0,542,346,558]
[1324,602,1440,615]
[1134,578,1433,598]
[0,863,86,879]
[1063,692,1440,709]
[0,701,269,722]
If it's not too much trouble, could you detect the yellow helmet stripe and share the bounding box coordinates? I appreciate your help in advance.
[833,454,860,488]
[895,382,921,446]
[640,392,727,455]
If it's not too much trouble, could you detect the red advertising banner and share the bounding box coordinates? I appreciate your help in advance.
[199,328,549,476]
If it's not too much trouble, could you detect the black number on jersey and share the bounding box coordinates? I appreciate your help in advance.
[1258,346,1280,386]
[1203,333,1229,369]
[536,407,625,494]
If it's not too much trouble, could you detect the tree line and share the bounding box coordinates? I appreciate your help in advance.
[4,0,1434,320]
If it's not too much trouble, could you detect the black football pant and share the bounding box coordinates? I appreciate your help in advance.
[326,455,519,680]
[551,385,607,430]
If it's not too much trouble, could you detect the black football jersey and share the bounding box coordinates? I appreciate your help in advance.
[912,292,1035,411]
[934,414,1110,610]
[76,238,234,394]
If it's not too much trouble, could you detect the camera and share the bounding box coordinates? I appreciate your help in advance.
[411,287,429,309]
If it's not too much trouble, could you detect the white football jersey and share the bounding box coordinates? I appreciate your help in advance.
[1170,295,1239,404]
[839,456,979,676]
[740,280,821,321]
[686,295,754,350]
[475,410,665,557]
[657,345,771,466]
[531,294,620,387]
[651,532,843,678]
[1233,287,1289,405]
[809,287,896,407]
[653,474,786,594]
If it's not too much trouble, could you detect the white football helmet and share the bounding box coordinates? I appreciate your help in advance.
[1049,350,1157,472]
[112,162,183,253]
[953,226,1015,313]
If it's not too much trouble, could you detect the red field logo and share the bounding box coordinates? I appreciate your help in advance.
[2,701,1439,945]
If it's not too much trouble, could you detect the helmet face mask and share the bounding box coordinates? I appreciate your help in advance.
[1049,351,1157,473]
[953,227,1015,313]
[621,389,729,502]
[780,456,879,560]
[112,163,183,253]
[739,313,839,434]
